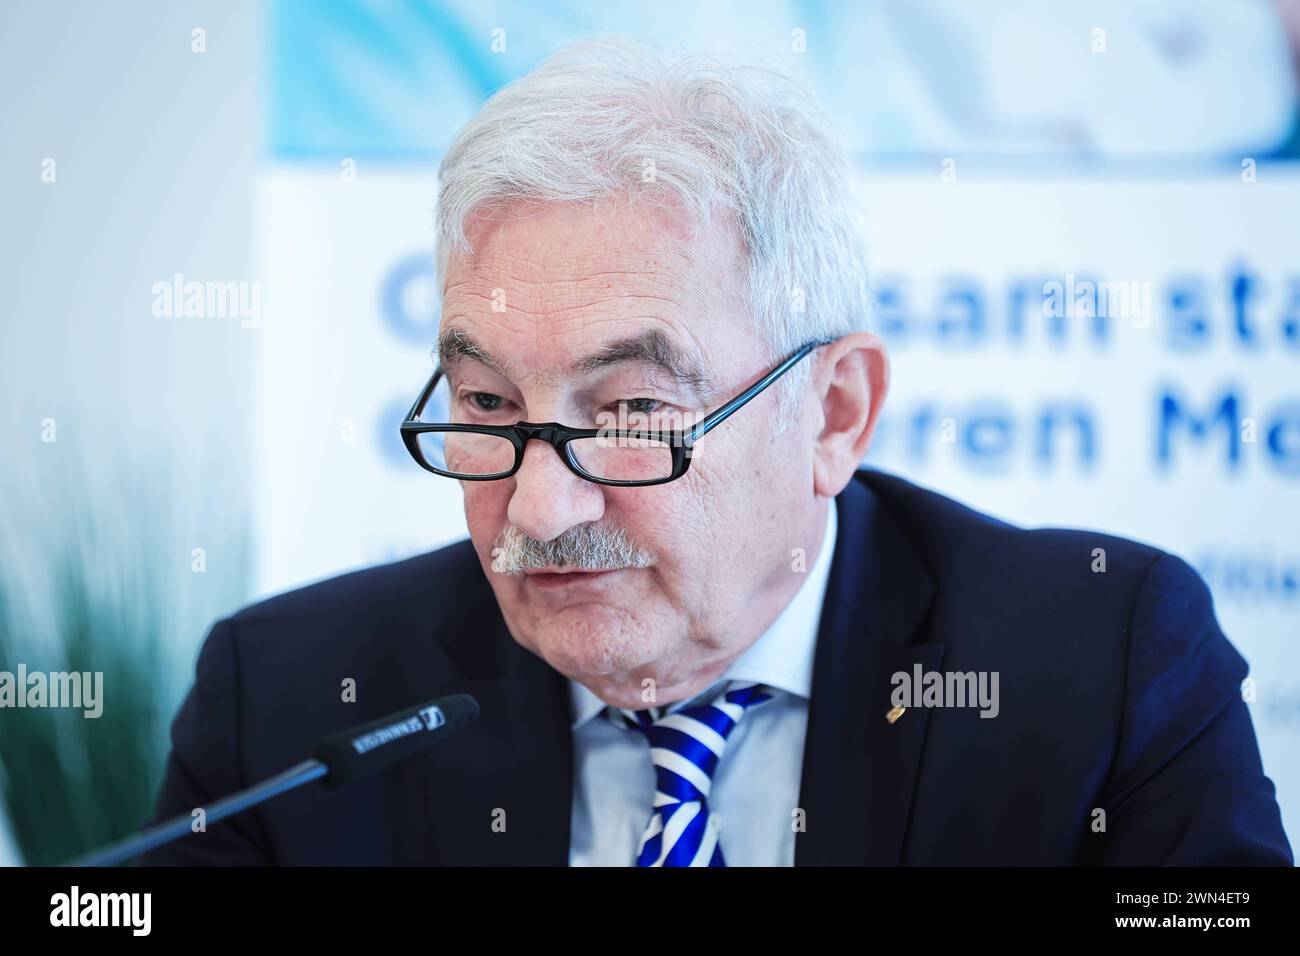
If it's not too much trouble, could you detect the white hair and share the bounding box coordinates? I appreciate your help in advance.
[435,37,871,430]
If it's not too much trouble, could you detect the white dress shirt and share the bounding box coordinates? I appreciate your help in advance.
[568,497,839,866]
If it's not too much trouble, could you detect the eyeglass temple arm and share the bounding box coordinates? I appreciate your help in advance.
[408,340,831,436]
[687,339,833,444]
[405,367,443,422]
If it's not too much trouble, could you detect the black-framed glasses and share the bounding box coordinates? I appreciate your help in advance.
[400,337,835,487]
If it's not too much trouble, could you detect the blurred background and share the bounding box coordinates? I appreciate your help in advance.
[2,0,1298,865]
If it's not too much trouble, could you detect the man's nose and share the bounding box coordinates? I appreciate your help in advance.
[506,438,606,542]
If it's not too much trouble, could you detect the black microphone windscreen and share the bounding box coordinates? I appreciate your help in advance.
[312,693,480,789]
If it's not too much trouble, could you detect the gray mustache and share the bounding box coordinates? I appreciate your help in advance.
[491,522,656,575]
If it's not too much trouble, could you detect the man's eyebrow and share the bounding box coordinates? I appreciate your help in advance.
[437,327,508,376]
[440,326,713,396]
[573,330,713,395]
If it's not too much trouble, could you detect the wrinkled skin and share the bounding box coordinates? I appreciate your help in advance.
[439,195,888,709]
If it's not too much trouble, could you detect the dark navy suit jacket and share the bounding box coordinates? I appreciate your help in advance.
[142,469,1293,865]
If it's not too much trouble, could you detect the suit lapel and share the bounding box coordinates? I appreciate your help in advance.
[795,474,944,865]
[397,567,573,865]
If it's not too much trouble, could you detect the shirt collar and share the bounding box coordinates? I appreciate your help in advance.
[568,496,839,730]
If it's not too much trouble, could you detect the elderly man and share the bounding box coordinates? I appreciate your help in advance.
[144,40,1290,867]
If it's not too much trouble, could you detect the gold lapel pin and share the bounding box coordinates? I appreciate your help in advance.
[885,705,906,725]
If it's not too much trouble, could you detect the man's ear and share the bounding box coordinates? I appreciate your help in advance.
[811,332,889,498]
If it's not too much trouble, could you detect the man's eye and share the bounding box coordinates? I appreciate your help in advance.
[468,392,505,412]
[620,398,661,414]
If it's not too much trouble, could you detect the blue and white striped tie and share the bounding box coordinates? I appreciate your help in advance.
[609,681,774,867]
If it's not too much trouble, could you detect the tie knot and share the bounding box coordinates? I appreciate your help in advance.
[605,681,769,868]
[606,680,774,867]
[611,680,773,734]
[607,680,774,803]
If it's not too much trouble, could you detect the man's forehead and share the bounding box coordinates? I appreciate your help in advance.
[437,324,714,394]
[446,197,746,304]
[458,194,703,261]
[437,201,749,394]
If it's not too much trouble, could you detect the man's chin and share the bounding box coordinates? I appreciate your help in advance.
[520,615,666,681]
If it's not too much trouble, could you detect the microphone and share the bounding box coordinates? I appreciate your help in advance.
[312,693,479,788]
[67,693,480,867]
